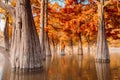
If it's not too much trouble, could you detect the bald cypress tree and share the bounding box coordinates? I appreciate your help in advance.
[95,0,110,62]
[0,0,43,70]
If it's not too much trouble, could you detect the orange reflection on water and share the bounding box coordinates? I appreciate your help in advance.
[1,53,120,80]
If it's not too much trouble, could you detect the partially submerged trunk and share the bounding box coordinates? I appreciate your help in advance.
[78,33,83,55]
[10,0,42,70]
[44,0,51,56]
[95,0,110,62]
[40,0,46,59]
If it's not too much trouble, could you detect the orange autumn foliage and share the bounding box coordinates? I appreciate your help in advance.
[1,0,119,46]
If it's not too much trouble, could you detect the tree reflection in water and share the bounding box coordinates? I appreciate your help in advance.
[95,62,110,80]
[10,70,45,80]
[77,55,83,77]
[2,53,120,80]
[45,56,53,80]
[8,57,53,80]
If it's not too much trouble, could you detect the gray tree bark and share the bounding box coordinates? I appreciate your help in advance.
[0,0,43,70]
[3,0,9,50]
[95,0,110,62]
[40,0,46,59]
[44,0,51,56]
[4,12,9,50]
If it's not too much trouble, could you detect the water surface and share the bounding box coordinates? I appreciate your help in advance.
[0,53,120,80]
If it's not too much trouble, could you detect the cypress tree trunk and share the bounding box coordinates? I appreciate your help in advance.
[3,1,9,50]
[4,13,9,50]
[10,0,42,70]
[52,38,56,55]
[40,0,46,59]
[87,35,90,57]
[78,33,83,55]
[95,0,110,62]
[70,38,73,55]
[60,41,65,55]
[44,0,51,56]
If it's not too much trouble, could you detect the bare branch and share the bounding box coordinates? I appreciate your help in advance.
[32,5,40,9]
[104,1,110,7]
[0,2,15,16]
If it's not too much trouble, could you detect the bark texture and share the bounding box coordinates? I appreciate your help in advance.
[95,0,110,62]
[40,0,46,59]
[10,0,42,70]
[44,0,51,56]
[4,13,9,50]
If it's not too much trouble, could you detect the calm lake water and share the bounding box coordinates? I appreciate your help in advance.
[0,52,120,80]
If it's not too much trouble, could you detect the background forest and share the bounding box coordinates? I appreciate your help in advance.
[0,0,120,47]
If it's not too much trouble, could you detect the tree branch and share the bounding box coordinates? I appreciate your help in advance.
[0,2,15,16]
[32,5,40,9]
[104,1,110,7]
